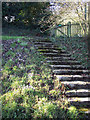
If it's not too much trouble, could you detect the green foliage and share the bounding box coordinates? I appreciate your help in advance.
[2,2,50,29]
[20,42,28,46]
[10,42,16,48]
[6,51,15,57]
[1,36,24,40]
[52,37,88,68]
[67,106,79,120]
[1,36,84,119]
[33,98,66,119]
[1,89,33,119]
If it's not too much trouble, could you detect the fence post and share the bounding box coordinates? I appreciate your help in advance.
[87,2,90,67]
[67,21,71,37]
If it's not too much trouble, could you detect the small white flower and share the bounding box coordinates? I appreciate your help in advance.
[28,73,33,79]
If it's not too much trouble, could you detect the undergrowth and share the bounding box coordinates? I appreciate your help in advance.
[0,34,85,119]
[51,36,88,68]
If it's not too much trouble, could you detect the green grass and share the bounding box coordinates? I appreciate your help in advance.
[1,35,25,40]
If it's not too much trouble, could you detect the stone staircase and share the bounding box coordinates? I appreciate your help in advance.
[34,38,90,118]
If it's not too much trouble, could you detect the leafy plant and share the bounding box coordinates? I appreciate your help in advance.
[10,42,16,48]
[67,106,79,120]
[20,42,28,46]
[33,98,66,119]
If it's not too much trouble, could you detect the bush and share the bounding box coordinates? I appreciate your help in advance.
[33,98,66,119]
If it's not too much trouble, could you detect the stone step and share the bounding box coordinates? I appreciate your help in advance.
[34,44,55,48]
[34,42,55,47]
[46,56,75,61]
[39,51,60,54]
[41,53,71,57]
[53,69,90,75]
[34,46,60,49]
[79,109,90,120]
[35,40,52,42]
[68,98,90,119]
[79,108,90,114]
[65,89,90,97]
[37,49,67,54]
[37,47,62,51]
[47,60,80,65]
[68,97,90,108]
[55,75,90,81]
[61,81,90,89]
[50,65,86,70]
[34,42,53,44]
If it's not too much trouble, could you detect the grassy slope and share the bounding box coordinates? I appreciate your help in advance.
[0,27,85,119]
[51,37,88,68]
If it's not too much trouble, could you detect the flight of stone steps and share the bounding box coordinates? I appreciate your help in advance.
[34,38,90,118]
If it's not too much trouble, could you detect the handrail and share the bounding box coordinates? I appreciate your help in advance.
[57,29,68,37]
[56,23,87,29]
[51,22,89,37]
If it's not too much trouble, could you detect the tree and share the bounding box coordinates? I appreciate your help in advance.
[2,2,50,29]
[2,2,23,26]
[40,2,88,35]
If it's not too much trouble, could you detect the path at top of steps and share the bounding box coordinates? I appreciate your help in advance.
[34,38,90,119]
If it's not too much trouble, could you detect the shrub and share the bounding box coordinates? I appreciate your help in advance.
[33,98,66,119]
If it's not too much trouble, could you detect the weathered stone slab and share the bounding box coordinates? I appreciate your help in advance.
[55,75,89,81]
[53,69,90,75]
[34,42,53,44]
[46,56,74,60]
[61,81,90,89]
[68,97,90,108]
[66,89,90,97]
[47,60,80,65]
[50,65,87,70]
[34,44,54,47]
[43,52,71,55]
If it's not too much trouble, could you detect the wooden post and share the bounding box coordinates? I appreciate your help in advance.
[67,21,71,37]
[85,3,87,36]
[87,2,90,67]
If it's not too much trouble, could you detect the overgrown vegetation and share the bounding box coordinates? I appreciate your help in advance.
[1,1,89,119]
[0,33,85,119]
[50,36,88,68]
